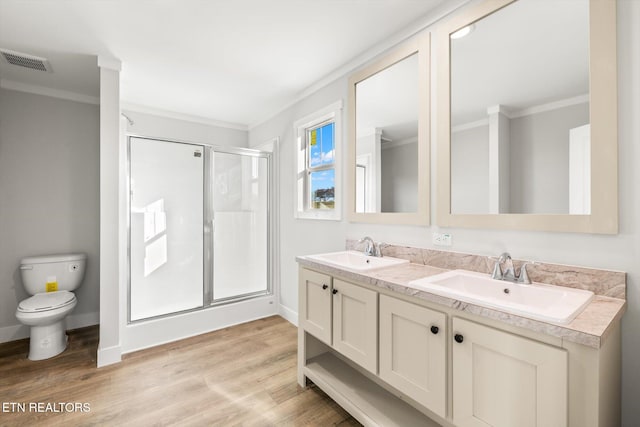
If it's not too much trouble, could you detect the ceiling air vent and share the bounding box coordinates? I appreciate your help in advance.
[0,49,52,72]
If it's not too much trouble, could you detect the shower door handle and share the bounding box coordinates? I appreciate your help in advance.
[204,217,216,306]
[209,218,215,244]
[205,218,215,262]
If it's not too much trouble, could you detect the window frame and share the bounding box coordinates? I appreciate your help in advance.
[294,100,343,220]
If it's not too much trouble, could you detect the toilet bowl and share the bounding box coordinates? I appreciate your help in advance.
[15,254,86,360]
[16,291,78,360]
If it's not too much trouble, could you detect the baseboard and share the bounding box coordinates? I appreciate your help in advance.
[0,311,99,344]
[68,311,100,331]
[97,344,122,367]
[121,295,279,354]
[278,304,298,326]
[0,324,28,344]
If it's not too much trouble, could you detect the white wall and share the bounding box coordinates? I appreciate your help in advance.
[0,88,100,342]
[249,78,349,313]
[250,2,640,425]
[122,110,248,147]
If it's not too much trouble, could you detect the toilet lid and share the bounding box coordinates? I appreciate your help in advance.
[18,291,76,313]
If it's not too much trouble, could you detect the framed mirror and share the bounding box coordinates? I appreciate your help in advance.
[347,34,430,225]
[436,0,617,233]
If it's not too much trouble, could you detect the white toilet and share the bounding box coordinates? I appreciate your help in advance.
[15,253,87,360]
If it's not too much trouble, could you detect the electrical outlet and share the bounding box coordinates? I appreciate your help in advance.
[433,232,452,247]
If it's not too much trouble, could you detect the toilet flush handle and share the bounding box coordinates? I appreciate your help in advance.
[19,265,33,270]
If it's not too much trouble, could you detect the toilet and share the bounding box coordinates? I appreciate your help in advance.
[15,253,87,361]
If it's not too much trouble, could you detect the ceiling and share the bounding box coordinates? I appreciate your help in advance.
[0,0,450,128]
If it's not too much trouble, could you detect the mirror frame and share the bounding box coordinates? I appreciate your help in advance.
[347,34,430,225]
[436,0,618,234]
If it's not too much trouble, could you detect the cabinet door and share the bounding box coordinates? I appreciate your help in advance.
[332,279,378,374]
[299,269,332,345]
[452,317,567,427]
[379,295,446,417]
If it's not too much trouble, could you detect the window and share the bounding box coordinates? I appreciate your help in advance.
[294,101,342,220]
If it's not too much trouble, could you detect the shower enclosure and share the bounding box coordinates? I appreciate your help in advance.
[128,136,271,322]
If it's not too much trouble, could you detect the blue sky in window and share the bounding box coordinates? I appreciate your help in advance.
[309,122,334,168]
[310,169,335,194]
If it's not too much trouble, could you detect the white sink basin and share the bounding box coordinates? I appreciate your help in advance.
[306,250,409,272]
[408,269,594,324]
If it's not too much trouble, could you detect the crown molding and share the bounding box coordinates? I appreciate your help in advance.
[121,102,249,131]
[509,94,589,119]
[0,79,99,105]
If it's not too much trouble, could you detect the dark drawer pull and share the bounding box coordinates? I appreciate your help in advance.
[430,326,439,335]
[322,284,328,290]
[454,334,464,344]
[332,289,338,295]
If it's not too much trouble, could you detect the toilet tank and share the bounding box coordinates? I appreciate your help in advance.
[19,253,87,295]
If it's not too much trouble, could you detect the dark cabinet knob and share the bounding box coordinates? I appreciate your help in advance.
[332,289,338,295]
[430,326,439,335]
[454,334,464,343]
[322,284,328,290]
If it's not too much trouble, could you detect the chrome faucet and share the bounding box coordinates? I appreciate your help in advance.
[517,262,535,284]
[491,252,515,280]
[491,252,533,284]
[358,236,383,257]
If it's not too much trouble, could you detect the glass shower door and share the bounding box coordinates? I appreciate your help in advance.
[211,150,269,302]
[129,137,204,321]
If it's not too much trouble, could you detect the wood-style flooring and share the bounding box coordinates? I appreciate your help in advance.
[0,316,360,426]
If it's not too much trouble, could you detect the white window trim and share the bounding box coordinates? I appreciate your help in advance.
[293,100,343,220]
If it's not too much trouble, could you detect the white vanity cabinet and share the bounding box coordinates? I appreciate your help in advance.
[299,269,332,345]
[297,266,621,427]
[299,268,441,426]
[452,317,567,427]
[332,279,378,374]
[299,269,378,374]
[379,295,447,418]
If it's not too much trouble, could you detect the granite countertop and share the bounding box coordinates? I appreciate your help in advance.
[296,256,626,349]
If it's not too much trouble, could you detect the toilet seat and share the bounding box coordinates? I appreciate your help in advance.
[17,291,76,313]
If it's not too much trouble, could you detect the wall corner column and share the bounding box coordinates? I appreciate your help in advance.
[487,104,511,214]
[97,56,122,367]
